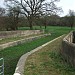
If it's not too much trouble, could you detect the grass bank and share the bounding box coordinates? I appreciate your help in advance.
[24,35,75,75]
[0,26,72,75]
[0,34,60,75]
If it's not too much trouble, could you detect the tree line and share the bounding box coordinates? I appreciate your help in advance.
[0,0,75,31]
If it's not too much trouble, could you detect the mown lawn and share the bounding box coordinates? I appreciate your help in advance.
[0,26,72,75]
[24,34,75,75]
[18,26,72,35]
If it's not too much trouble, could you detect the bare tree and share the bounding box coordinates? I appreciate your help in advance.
[0,7,5,30]
[68,10,75,29]
[0,7,5,16]
[12,6,20,30]
[5,0,45,29]
[4,0,62,29]
[42,0,62,29]
[4,6,20,30]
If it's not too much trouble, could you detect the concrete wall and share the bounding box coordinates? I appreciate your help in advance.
[62,31,75,66]
[0,34,51,50]
[63,31,73,43]
[0,30,43,39]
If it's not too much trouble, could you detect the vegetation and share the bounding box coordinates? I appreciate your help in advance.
[18,26,72,34]
[0,7,5,16]
[0,0,74,75]
[24,34,75,75]
[68,10,75,29]
[1,14,75,31]
[0,26,71,75]
[0,1,75,31]
[0,0,62,30]
[4,6,20,30]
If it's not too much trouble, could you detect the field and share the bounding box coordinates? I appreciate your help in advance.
[0,26,72,75]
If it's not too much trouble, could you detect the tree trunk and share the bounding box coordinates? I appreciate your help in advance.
[45,17,47,29]
[28,16,33,30]
[40,25,42,29]
[45,25,47,29]
[29,22,33,30]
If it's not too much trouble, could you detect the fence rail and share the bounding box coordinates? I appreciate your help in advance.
[0,58,4,75]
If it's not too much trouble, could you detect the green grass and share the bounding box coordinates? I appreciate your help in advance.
[49,51,75,75]
[18,27,30,30]
[24,34,75,75]
[18,26,72,34]
[0,26,72,75]
[1,35,57,75]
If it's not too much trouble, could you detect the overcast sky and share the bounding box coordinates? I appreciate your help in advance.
[0,0,75,16]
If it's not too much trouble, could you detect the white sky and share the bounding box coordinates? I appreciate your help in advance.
[0,0,4,6]
[57,0,75,16]
[0,0,75,17]
[46,0,75,16]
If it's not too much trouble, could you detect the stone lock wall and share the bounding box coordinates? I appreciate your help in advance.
[0,30,43,39]
[0,34,51,50]
[62,31,75,66]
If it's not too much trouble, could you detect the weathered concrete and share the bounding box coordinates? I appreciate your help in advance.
[0,30,43,39]
[0,34,51,50]
[63,31,73,43]
[14,73,20,75]
[13,35,64,75]
[62,31,75,67]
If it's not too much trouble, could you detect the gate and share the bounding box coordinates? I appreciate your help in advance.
[0,58,4,75]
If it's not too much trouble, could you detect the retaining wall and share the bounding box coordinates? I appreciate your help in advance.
[62,31,75,66]
[0,34,51,50]
[0,30,43,39]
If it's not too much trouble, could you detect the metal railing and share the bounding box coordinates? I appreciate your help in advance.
[0,58,4,75]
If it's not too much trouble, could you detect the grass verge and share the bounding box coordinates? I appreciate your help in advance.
[0,26,72,75]
[0,34,60,75]
[24,35,75,75]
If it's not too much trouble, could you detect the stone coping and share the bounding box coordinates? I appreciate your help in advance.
[0,30,43,39]
[63,31,73,41]
[63,31,75,46]
[0,34,51,50]
[62,31,75,67]
[13,34,64,75]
